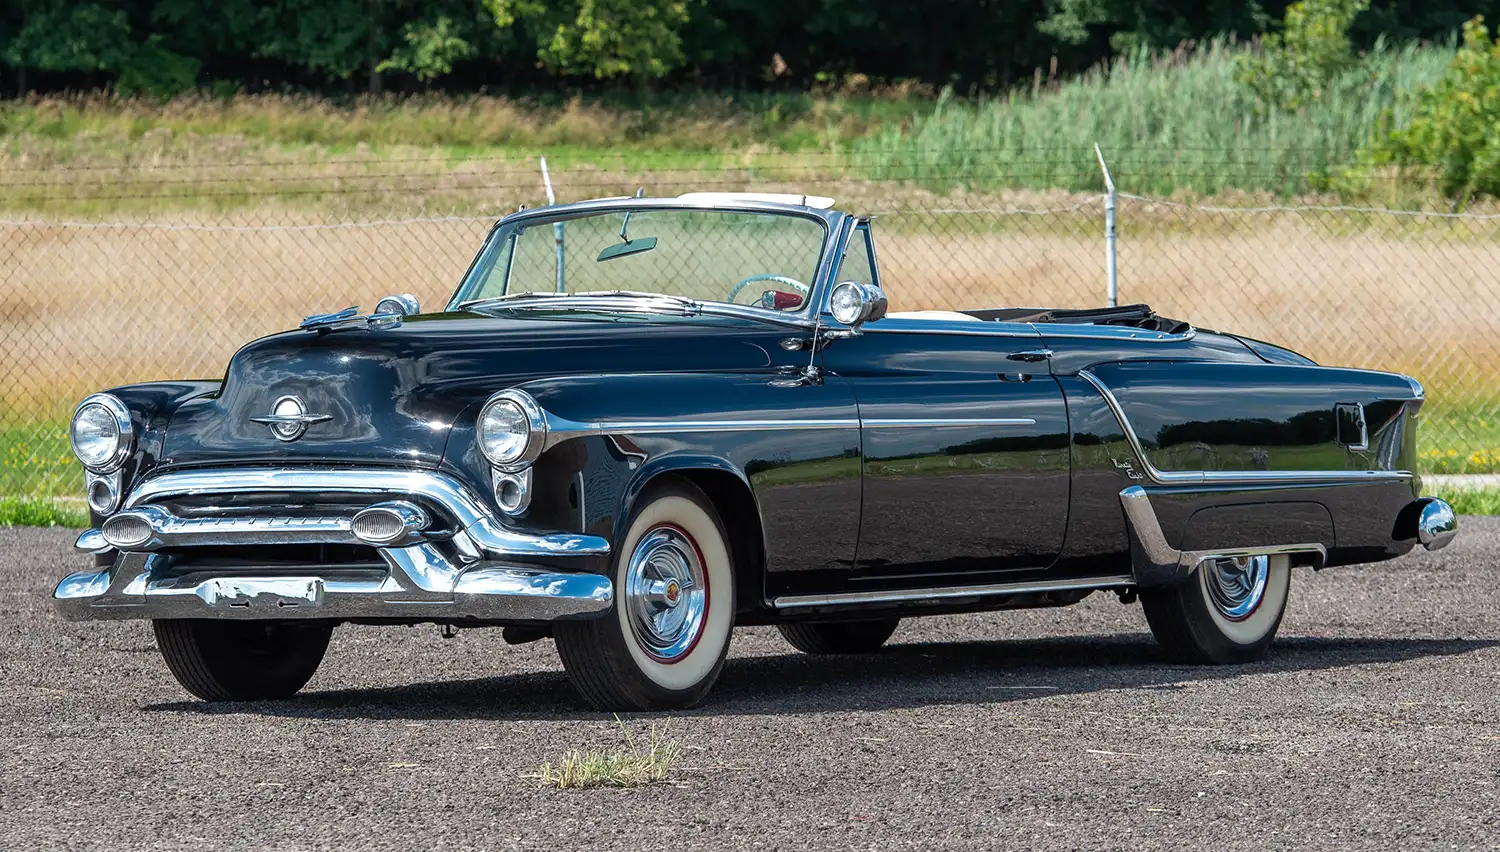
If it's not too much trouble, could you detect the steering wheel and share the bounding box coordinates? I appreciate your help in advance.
[727,274,810,308]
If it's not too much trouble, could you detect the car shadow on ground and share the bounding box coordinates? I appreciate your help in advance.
[142,633,1498,720]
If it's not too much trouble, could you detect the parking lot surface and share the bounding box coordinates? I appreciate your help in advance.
[2,522,1497,850]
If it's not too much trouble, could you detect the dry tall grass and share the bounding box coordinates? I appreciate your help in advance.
[4,196,1495,422]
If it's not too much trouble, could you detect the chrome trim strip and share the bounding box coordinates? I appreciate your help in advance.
[119,467,609,558]
[541,415,859,449]
[864,319,1039,339]
[861,418,1037,428]
[1078,369,1413,486]
[1034,323,1197,342]
[1118,485,1328,586]
[771,575,1135,609]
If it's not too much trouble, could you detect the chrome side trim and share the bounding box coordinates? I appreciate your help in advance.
[1078,369,1413,486]
[118,467,609,558]
[771,575,1134,609]
[865,318,1039,339]
[1118,485,1328,587]
[1033,323,1197,342]
[861,418,1037,428]
[541,415,858,449]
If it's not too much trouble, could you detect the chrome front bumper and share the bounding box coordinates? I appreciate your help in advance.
[54,467,615,623]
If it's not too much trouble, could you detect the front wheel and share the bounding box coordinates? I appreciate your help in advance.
[554,479,735,711]
[1140,554,1292,664]
[153,619,333,701]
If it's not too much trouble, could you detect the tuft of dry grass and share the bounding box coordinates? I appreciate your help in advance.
[531,718,682,790]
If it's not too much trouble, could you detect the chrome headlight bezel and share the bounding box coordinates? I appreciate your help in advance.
[476,389,547,471]
[69,393,134,473]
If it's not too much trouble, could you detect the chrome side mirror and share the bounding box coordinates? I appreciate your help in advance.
[374,293,420,317]
[828,281,889,334]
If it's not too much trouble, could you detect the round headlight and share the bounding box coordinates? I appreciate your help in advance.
[829,281,869,326]
[69,394,132,472]
[477,390,546,470]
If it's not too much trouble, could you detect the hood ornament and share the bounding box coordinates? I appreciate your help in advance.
[250,395,331,442]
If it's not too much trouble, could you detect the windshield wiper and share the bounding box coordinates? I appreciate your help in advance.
[460,290,701,316]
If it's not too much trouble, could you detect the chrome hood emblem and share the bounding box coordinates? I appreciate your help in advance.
[250,395,332,442]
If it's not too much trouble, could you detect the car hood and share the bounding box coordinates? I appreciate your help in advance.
[159,312,778,469]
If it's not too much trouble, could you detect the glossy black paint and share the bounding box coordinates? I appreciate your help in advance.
[91,244,1431,621]
[821,325,1071,579]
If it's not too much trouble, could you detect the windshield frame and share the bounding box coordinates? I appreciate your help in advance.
[447,198,849,327]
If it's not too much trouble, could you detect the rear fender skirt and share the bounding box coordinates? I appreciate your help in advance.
[1119,486,1327,587]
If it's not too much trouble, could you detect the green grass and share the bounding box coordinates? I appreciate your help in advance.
[0,498,86,528]
[1428,487,1500,515]
[849,38,1455,197]
[530,718,682,790]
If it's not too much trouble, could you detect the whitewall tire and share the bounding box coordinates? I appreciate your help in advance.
[1140,554,1292,664]
[554,478,735,710]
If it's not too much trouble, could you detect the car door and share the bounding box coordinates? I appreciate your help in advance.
[818,223,1072,580]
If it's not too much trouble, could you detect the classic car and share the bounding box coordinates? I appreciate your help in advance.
[54,192,1457,711]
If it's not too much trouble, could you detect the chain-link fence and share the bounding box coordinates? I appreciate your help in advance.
[4,154,1498,501]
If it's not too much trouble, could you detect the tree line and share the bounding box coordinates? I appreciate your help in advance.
[2,0,1496,98]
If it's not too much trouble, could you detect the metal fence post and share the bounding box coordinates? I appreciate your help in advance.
[540,156,565,292]
[1095,143,1118,308]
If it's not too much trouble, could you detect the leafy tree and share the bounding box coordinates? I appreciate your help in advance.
[1359,16,1500,204]
[1235,0,1368,112]
[378,15,475,83]
[3,1,135,76]
[485,0,690,81]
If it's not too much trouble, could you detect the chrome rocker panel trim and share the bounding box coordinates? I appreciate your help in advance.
[772,575,1135,610]
[1078,369,1414,487]
[1119,485,1328,587]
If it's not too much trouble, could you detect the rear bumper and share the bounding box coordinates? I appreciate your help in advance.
[54,466,614,623]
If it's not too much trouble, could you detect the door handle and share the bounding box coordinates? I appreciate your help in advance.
[1007,349,1053,362]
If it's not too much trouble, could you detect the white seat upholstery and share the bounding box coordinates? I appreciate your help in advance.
[884,310,982,322]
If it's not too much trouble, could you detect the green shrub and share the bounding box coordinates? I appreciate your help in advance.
[1357,17,1500,205]
[1236,0,1370,113]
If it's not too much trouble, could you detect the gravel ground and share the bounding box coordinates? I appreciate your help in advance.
[2,523,1498,851]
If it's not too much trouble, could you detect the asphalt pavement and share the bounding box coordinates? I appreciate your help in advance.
[2,522,1498,851]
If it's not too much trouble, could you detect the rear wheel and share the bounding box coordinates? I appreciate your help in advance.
[152,619,333,701]
[778,618,900,654]
[554,479,735,711]
[1140,554,1291,664]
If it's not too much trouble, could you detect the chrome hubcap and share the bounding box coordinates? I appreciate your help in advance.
[625,526,708,662]
[1204,555,1269,621]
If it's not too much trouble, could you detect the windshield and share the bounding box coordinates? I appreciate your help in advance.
[451,208,828,314]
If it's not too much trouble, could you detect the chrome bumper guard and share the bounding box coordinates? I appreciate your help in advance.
[55,467,614,623]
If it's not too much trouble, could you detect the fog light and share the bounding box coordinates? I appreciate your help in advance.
[101,514,152,549]
[86,472,121,515]
[351,501,427,545]
[493,468,532,516]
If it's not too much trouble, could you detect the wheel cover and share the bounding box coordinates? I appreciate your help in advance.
[624,525,709,663]
[1204,555,1270,621]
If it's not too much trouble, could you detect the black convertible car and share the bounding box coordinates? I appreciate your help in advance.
[55,193,1456,710]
